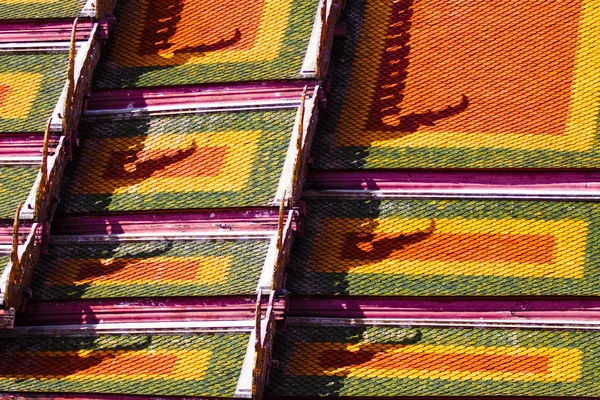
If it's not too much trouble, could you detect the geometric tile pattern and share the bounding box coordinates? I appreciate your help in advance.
[0,255,10,280]
[0,54,69,133]
[0,166,38,219]
[313,0,600,168]
[268,326,600,397]
[92,0,318,88]
[287,199,600,296]
[0,333,248,397]
[58,110,296,213]
[31,240,270,300]
[0,0,86,19]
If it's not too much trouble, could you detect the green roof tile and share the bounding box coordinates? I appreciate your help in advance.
[0,255,11,281]
[92,0,318,88]
[58,110,296,213]
[0,166,37,219]
[269,325,600,397]
[0,333,248,397]
[32,239,269,300]
[0,0,86,20]
[312,0,600,169]
[288,198,600,296]
[0,54,68,133]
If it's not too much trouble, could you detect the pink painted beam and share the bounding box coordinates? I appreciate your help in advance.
[306,169,600,199]
[17,297,287,326]
[0,18,112,43]
[51,208,300,236]
[0,133,59,157]
[85,80,323,115]
[0,223,37,245]
[288,297,600,322]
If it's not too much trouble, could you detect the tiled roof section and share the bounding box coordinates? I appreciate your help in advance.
[313,0,600,169]
[58,110,295,213]
[0,255,10,281]
[268,325,600,397]
[0,0,86,20]
[0,166,37,219]
[92,0,318,88]
[0,333,248,397]
[287,199,600,296]
[0,54,68,133]
[31,239,270,300]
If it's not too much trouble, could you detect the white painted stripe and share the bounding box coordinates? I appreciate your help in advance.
[83,101,300,119]
[81,0,97,17]
[300,0,326,77]
[0,224,37,306]
[257,234,278,291]
[235,327,256,398]
[10,320,256,335]
[274,94,317,204]
[20,136,65,221]
[0,157,43,165]
[0,42,84,53]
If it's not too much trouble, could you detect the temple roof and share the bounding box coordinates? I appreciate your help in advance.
[0,0,88,20]
[59,110,299,212]
[92,0,321,88]
[0,54,68,132]
[0,332,249,397]
[287,198,599,296]
[1,0,599,398]
[312,0,600,169]
[269,325,600,397]
[32,239,271,300]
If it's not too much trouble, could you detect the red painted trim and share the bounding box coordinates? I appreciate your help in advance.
[0,223,37,245]
[18,296,600,327]
[0,133,59,157]
[306,169,600,196]
[288,296,600,321]
[86,80,322,112]
[0,18,112,43]
[17,296,287,326]
[51,208,300,236]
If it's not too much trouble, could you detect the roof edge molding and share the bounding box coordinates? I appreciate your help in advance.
[305,169,600,201]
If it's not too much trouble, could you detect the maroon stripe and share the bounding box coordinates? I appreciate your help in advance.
[0,19,112,43]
